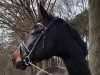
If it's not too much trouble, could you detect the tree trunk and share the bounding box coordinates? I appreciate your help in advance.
[89,0,100,75]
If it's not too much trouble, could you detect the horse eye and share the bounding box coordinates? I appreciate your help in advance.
[12,57,16,63]
[12,58,14,62]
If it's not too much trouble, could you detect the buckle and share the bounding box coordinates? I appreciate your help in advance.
[24,56,30,66]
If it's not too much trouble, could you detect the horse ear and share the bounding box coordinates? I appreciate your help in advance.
[38,3,49,21]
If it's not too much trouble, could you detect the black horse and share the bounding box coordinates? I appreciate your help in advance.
[12,4,91,75]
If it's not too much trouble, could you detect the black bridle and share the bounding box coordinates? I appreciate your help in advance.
[19,18,57,65]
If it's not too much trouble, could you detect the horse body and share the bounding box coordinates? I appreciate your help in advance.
[12,3,91,75]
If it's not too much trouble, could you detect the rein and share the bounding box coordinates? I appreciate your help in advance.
[29,62,53,75]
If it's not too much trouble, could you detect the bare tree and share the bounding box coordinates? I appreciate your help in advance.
[89,0,100,75]
[0,0,90,75]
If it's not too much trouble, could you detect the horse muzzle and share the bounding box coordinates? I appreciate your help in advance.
[12,59,27,70]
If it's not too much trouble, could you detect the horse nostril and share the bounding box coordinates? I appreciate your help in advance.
[12,59,15,65]
[12,58,15,62]
[12,59,14,62]
[12,58,16,65]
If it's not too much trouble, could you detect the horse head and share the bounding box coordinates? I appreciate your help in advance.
[12,3,58,70]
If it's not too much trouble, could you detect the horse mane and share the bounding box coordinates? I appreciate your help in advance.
[37,2,88,57]
[36,66,69,75]
[65,23,88,57]
[50,17,88,57]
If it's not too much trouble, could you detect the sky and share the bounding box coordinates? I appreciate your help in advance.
[0,0,88,44]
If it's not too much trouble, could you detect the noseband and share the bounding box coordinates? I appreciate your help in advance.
[19,18,57,65]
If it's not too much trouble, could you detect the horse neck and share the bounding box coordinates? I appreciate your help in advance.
[54,24,70,69]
